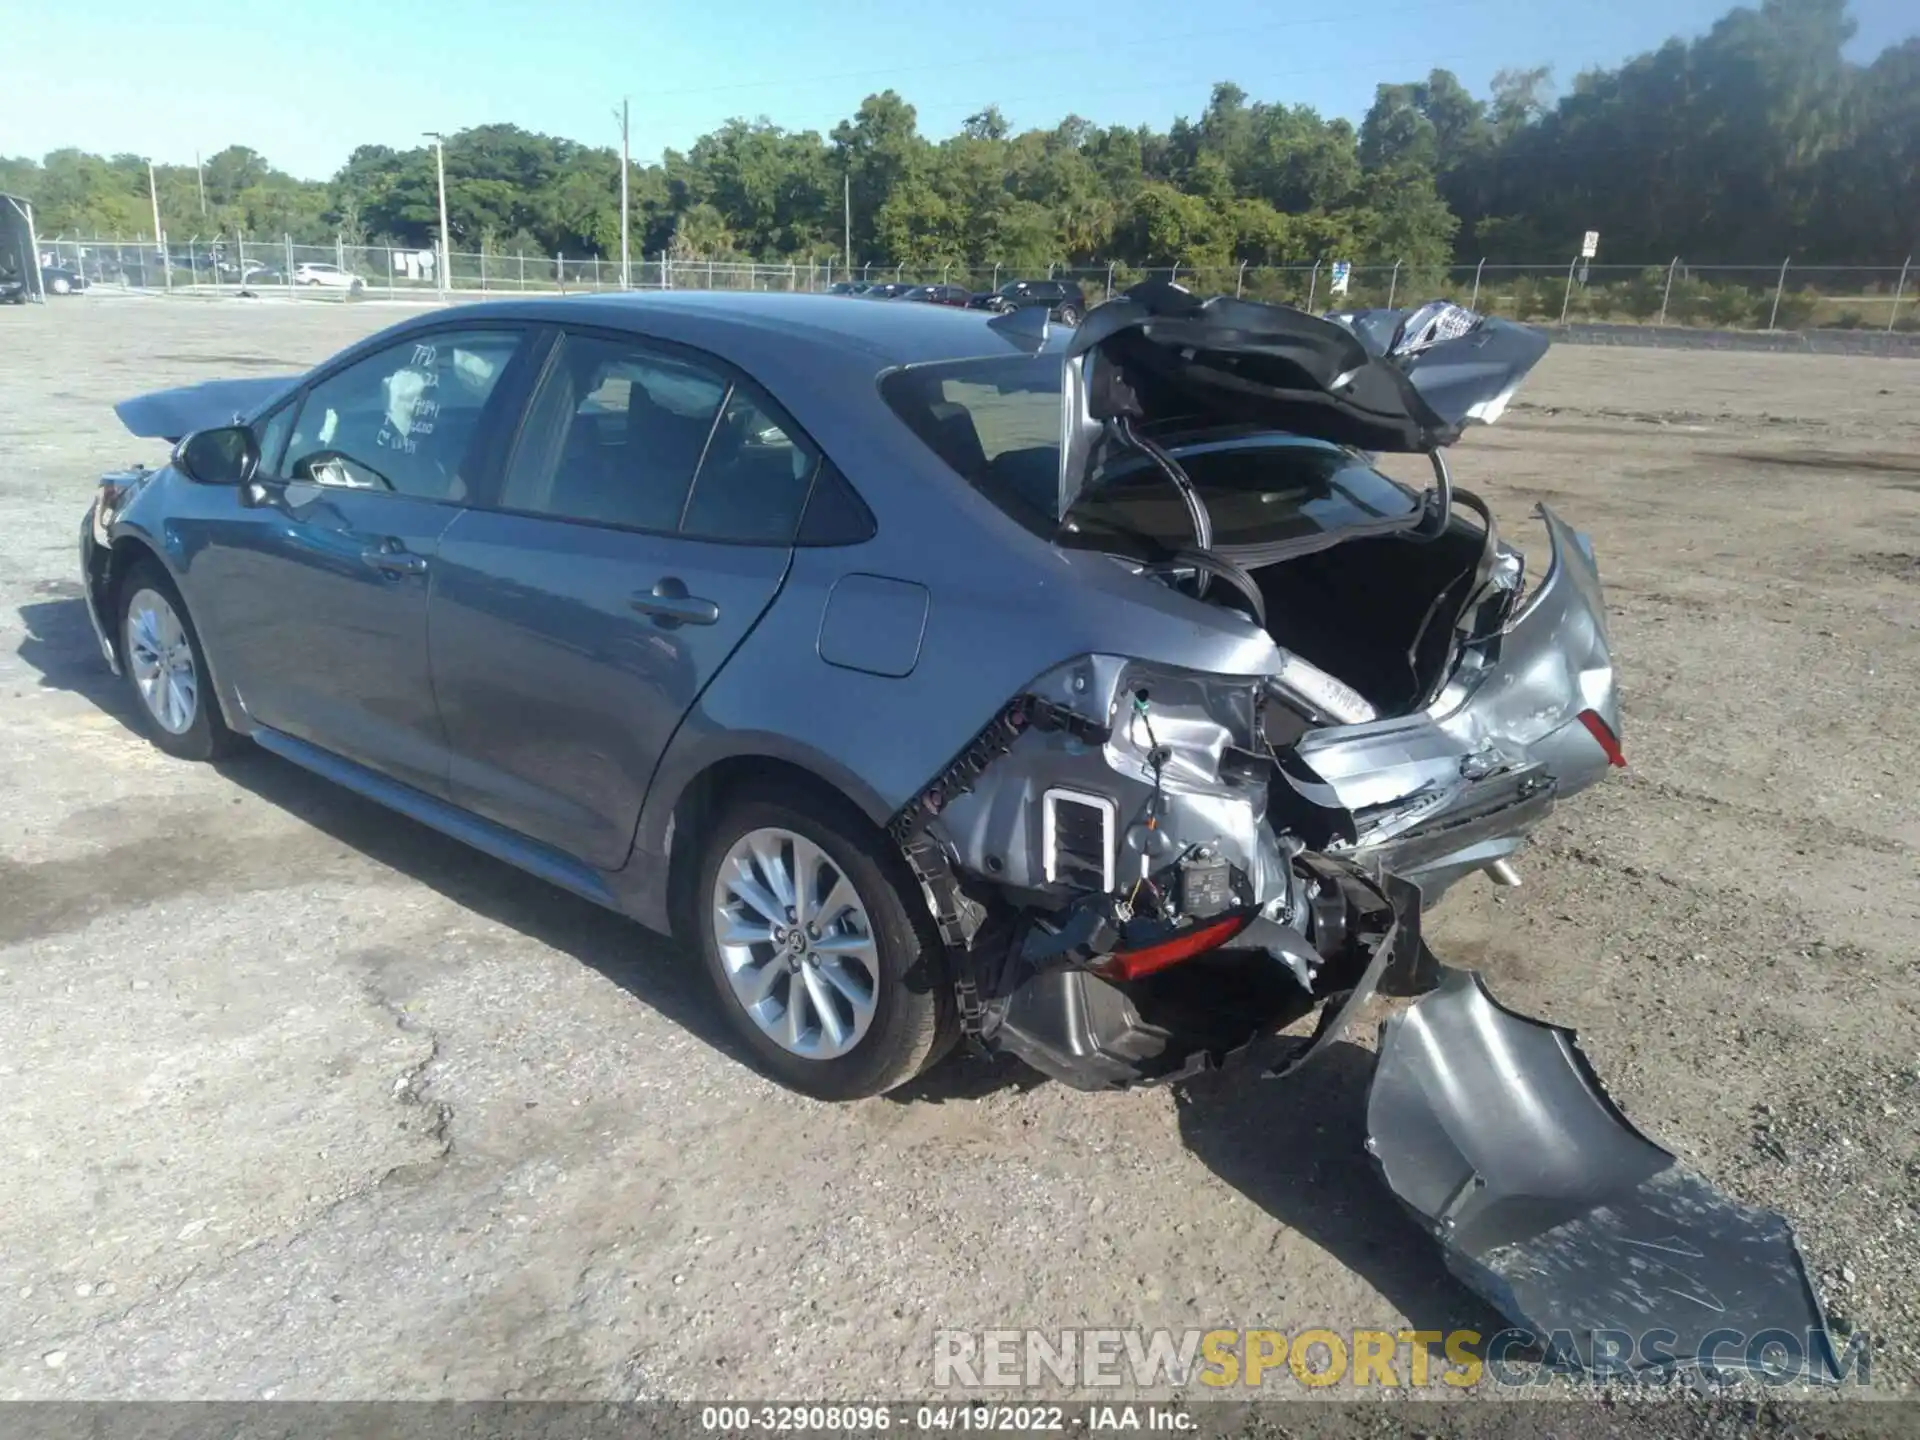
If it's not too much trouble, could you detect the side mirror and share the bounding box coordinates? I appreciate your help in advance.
[173,425,259,487]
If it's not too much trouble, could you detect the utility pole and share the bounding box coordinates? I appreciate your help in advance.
[616,98,631,289]
[424,132,451,298]
[195,151,206,216]
[843,170,852,272]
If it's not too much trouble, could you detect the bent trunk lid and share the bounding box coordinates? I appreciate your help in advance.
[1053,283,1548,520]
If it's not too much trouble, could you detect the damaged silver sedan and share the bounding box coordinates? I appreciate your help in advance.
[80,283,1834,1381]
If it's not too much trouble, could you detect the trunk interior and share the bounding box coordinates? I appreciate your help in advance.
[1252,519,1488,718]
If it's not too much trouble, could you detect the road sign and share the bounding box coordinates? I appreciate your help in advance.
[1330,260,1351,296]
[1581,230,1600,259]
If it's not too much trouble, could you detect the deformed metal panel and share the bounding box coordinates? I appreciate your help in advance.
[1367,969,1839,1382]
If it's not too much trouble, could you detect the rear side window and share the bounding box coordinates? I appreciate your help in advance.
[499,334,727,532]
[679,386,819,543]
[499,330,829,545]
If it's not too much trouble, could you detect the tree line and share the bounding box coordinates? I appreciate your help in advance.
[3,0,1913,270]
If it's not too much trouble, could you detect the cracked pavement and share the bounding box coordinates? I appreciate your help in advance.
[2,300,1917,1400]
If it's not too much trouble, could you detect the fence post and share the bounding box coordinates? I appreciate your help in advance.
[161,231,172,293]
[557,253,565,292]
[1469,257,1485,311]
[1307,260,1319,311]
[1105,260,1115,300]
[479,248,486,293]
[235,232,245,293]
[1767,257,1790,330]
[285,234,294,292]
[387,246,395,299]
[1658,257,1679,325]
[1387,258,1402,310]
[1169,262,1178,285]
[942,263,950,285]
[1889,255,1912,333]
[1558,253,1578,324]
[1236,260,1247,298]
[991,263,998,291]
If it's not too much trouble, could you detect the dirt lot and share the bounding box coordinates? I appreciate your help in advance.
[1,297,1917,1404]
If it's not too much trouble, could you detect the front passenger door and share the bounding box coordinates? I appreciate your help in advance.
[428,329,821,867]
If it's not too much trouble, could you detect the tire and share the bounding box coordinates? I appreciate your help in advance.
[1055,303,1081,326]
[116,560,238,762]
[49,276,71,295]
[694,783,954,1100]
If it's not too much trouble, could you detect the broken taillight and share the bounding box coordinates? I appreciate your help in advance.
[1577,709,1626,768]
[1095,914,1250,982]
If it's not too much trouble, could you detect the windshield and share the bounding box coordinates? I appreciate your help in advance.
[878,355,1422,552]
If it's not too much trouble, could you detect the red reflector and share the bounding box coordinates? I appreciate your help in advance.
[1097,914,1250,982]
[1577,709,1626,767]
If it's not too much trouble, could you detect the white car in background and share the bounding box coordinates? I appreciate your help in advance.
[292,262,365,293]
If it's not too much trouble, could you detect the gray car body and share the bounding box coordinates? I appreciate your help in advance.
[83,291,1839,1381]
[89,292,1615,935]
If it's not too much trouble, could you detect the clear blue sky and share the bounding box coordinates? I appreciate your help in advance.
[3,0,1912,179]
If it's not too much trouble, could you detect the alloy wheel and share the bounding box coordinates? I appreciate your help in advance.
[710,826,880,1060]
[125,587,198,735]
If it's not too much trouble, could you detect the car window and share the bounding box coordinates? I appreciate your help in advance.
[281,329,523,500]
[679,386,819,544]
[497,332,727,532]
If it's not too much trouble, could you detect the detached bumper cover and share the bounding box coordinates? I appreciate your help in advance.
[1366,969,1838,1382]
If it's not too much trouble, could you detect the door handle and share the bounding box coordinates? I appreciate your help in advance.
[361,544,427,577]
[630,577,719,627]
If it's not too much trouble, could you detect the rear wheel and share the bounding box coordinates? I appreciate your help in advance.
[695,786,953,1099]
[1055,303,1081,326]
[117,560,238,762]
[49,275,71,296]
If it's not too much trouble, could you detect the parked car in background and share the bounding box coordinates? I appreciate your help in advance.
[861,282,913,299]
[971,278,1085,324]
[1,270,25,304]
[42,265,88,296]
[825,281,871,296]
[293,262,365,293]
[898,284,973,308]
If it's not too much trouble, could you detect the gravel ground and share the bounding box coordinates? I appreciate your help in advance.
[0,297,1916,1406]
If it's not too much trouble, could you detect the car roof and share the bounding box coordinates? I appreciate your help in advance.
[434,290,1068,370]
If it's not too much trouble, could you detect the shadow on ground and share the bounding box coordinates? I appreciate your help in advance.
[1176,1040,1508,1352]
[18,593,1499,1345]
[15,594,746,1070]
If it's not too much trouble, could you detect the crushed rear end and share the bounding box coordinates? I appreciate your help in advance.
[890,287,1833,1382]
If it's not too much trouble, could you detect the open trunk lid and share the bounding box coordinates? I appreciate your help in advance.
[1052,283,1548,521]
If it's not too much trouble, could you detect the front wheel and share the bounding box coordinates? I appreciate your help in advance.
[1055,303,1081,326]
[117,560,238,762]
[49,276,71,295]
[695,787,954,1099]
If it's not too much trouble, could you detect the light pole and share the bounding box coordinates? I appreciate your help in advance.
[146,158,170,292]
[424,131,451,298]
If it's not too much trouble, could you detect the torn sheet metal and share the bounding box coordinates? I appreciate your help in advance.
[1367,969,1838,1382]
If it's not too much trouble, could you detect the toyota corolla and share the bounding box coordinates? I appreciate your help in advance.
[79,284,1833,1380]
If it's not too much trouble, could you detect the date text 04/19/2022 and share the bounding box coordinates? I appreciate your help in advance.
[698,1405,1195,1433]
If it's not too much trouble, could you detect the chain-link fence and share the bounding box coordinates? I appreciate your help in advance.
[32,236,1919,333]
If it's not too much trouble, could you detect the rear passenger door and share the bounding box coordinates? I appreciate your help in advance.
[427,327,825,868]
